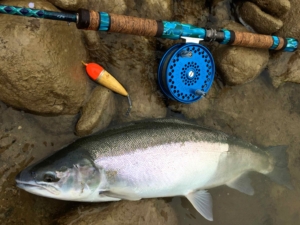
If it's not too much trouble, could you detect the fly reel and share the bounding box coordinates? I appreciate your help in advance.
[158,43,215,104]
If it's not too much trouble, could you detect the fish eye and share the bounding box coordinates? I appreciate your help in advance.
[43,173,59,183]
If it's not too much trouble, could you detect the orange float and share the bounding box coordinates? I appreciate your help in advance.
[82,62,132,115]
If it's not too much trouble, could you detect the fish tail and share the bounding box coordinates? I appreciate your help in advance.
[266,146,293,190]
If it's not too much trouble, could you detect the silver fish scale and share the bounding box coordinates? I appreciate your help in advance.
[74,119,230,160]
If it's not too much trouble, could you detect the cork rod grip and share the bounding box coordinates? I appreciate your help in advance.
[109,13,159,37]
[231,31,284,50]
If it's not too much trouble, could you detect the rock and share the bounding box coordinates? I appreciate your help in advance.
[56,199,179,225]
[82,31,113,70]
[206,0,242,31]
[268,52,293,88]
[209,0,227,8]
[0,0,118,136]
[30,114,78,135]
[212,21,269,86]
[173,0,209,26]
[238,1,283,34]
[0,0,90,115]
[112,53,168,122]
[76,86,115,136]
[268,0,300,87]
[89,0,173,20]
[208,0,232,27]
[268,50,300,88]
[87,0,127,15]
[275,0,300,40]
[169,100,211,120]
[249,0,291,17]
[47,0,88,11]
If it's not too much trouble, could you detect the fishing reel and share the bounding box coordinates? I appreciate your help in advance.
[158,37,215,104]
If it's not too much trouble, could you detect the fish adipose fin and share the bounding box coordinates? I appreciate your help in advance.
[100,188,141,201]
[266,145,293,190]
[186,190,213,221]
[226,173,254,195]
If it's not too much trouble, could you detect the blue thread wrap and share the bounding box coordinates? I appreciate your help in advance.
[270,36,280,50]
[220,29,231,44]
[284,38,298,52]
[99,12,110,31]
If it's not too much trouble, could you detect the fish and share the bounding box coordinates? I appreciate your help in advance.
[15,118,292,221]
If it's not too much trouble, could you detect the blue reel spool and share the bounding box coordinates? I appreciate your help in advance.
[158,43,215,104]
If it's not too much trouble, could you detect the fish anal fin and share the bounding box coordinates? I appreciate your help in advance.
[186,190,213,221]
[226,174,254,196]
[100,188,141,201]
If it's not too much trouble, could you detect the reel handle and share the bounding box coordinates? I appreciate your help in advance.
[76,9,162,37]
[220,30,297,52]
[109,13,160,37]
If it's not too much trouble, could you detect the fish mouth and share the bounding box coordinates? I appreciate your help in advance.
[16,180,60,195]
[16,181,36,189]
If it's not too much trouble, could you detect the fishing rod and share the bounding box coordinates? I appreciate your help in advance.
[1,4,298,105]
[0,4,298,52]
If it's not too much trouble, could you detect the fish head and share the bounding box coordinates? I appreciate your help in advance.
[15,150,101,201]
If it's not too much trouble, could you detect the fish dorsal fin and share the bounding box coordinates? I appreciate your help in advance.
[226,174,254,195]
[186,190,213,221]
[100,188,141,201]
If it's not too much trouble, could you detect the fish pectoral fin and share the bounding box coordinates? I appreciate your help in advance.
[186,190,213,221]
[100,188,141,201]
[226,173,254,196]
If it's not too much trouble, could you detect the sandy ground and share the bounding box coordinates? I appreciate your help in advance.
[0,104,79,224]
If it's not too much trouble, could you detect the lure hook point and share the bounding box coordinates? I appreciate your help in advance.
[125,95,132,117]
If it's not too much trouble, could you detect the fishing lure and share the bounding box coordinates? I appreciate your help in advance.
[82,62,132,115]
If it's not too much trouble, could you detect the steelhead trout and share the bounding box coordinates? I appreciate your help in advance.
[16,119,292,221]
